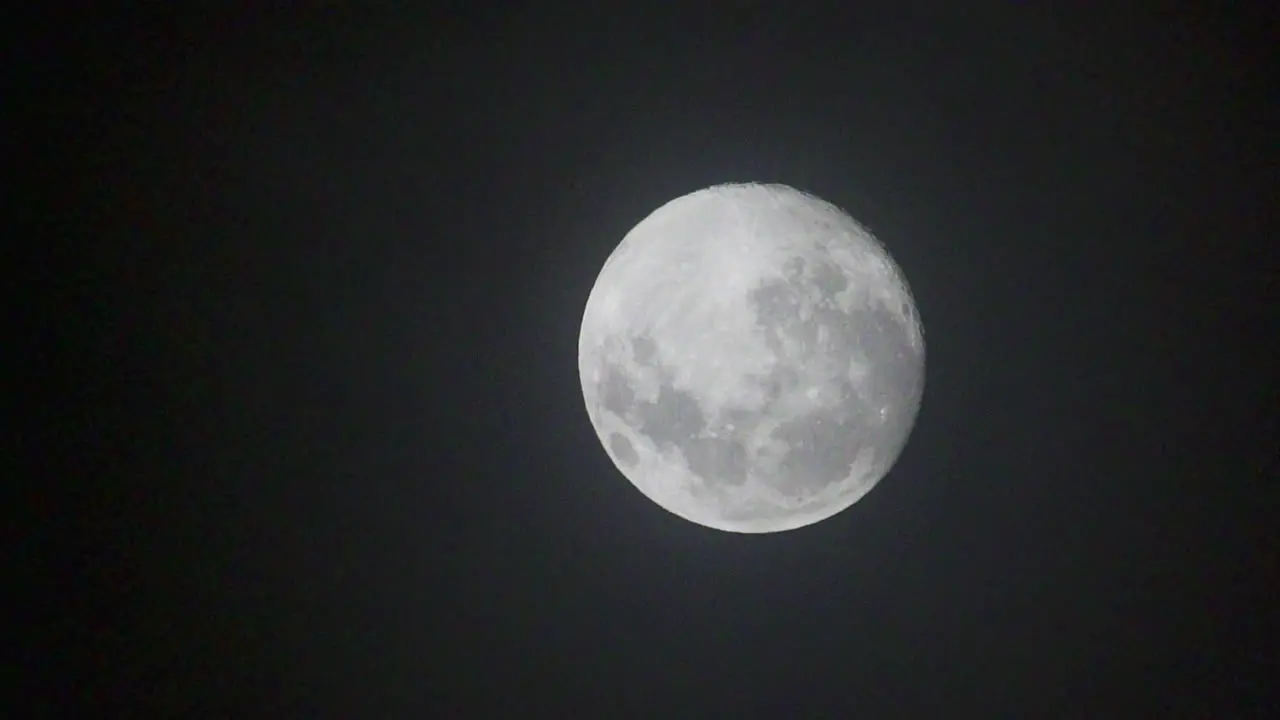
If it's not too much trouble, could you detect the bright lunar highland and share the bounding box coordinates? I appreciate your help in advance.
[578,183,925,533]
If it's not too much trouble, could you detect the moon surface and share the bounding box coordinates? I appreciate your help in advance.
[578,183,925,533]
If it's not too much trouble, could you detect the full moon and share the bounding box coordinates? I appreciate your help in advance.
[578,183,925,533]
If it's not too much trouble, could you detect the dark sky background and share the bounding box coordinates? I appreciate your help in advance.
[27,5,1276,717]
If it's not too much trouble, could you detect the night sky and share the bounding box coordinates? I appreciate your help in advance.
[28,6,1276,716]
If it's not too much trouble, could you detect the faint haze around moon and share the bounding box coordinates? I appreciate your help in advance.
[578,183,925,533]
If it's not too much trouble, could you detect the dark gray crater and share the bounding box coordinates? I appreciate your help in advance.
[607,432,639,468]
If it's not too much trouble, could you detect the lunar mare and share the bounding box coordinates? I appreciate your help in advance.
[578,183,924,533]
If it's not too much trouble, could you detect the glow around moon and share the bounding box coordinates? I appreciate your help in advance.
[578,183,925,533]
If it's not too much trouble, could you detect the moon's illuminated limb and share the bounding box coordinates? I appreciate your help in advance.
[578,183,924,533]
